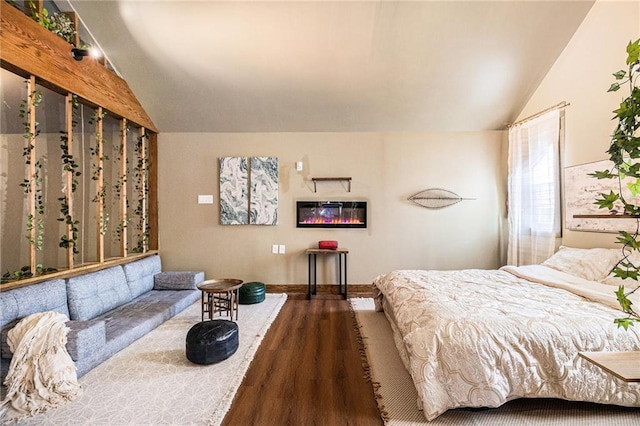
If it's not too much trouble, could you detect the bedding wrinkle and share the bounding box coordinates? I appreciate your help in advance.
[373,266,640,421]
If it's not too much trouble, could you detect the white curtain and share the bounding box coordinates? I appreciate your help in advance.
[507,109,561,266]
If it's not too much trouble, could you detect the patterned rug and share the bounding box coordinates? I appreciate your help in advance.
[350,298,640,426]
[9,293,287,426]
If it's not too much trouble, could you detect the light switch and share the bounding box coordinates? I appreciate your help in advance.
[198,195,214,204]
[279,244,286,254]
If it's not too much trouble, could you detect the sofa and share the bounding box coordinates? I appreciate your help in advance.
[0,254,204,384]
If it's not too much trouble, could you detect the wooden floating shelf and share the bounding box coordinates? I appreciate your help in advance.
[311,177,352,192]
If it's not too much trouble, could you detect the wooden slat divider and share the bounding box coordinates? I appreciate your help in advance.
[140,127,148,252]
[96,107,105,263]
[65,93,75,269]
[27,75,37,274]
[148,132,158,251]
[1,2,162,288]
[120,119,128,257]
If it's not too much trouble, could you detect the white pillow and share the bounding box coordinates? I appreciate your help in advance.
[600,274,640,287]
[541,246,622,282]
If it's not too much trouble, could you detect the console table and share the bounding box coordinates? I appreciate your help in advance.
[579,351,640,382]
[306,248,349,300]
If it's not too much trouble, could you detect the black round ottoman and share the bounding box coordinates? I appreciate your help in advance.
[239,282,266,304]
[186,320,239,365]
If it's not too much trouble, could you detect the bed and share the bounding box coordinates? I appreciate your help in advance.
[372,246,640,421]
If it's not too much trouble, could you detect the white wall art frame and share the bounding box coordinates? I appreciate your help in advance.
[565,159,639,233]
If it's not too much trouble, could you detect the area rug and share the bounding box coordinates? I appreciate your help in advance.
[350,297,640,426]
[10,293,287,426]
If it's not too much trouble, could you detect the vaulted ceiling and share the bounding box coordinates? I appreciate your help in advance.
[66,1,595,133]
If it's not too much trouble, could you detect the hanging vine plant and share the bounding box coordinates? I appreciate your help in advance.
[1,264,57,284]
[132,131,149,253]
[27,1,76,44]
[19,86,45,250]
[4,82,58,283]
[89,110,109,235]
[590,38,640,329]
[58,94,81,254]
[112,125,129,242]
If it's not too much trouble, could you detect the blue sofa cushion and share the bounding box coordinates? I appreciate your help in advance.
[0,279,69,330]
[67,266,133,321]
[122,255,162,298]
[99,289,199,356]
[154,271,204,290]
[66,320,106,361]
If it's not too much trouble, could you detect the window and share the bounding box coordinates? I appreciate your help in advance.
[507,109,562,265]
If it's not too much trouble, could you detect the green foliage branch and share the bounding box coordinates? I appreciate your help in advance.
[19,87,45,250]
[132,131,150,253]
[89,110,110,235]
[58,95,81,254]
[113,126,129,242]
[590,38,640,329]
[1,264,57,284]
[27,1,76,44]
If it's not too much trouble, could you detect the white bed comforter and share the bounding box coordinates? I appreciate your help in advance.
[373,265,640,421]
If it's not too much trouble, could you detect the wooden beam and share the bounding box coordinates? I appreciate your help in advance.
[0,3,158,132]
[0,251,159,291]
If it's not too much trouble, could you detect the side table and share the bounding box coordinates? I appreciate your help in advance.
[579,351,640,382]
[197,279,243,321]
[306,248,349,300]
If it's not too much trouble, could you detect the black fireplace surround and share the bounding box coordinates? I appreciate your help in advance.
[296,201,367,229]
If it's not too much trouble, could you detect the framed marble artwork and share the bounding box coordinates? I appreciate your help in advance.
[219,156,279,225]
[250,157,279,225]
[564,159,638,233]
[219,156,249,225]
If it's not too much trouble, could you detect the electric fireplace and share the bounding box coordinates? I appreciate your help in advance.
[296,201,367,229]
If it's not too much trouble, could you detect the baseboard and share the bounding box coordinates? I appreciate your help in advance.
[266,284,373,295]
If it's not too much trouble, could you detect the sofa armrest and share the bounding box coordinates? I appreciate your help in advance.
[154,271,205,290]
[0,320,18,360]
[2,319,106,362]
[66,320,106,361]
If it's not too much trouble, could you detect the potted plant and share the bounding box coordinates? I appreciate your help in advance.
[591,38,640,329]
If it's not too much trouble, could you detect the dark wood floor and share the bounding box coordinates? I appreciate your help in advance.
[222,294,384,426]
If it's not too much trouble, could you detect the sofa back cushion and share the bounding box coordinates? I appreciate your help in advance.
[67,266,133,321]
[0,279,69,329]
[122,255,162,298]
[0,279,70,360]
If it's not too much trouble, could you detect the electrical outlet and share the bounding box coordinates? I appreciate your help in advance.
[296,161,303,171]
[272,244,279,254]
[279,244,286,254]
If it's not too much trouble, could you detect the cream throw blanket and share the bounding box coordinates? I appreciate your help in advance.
[0,311,81,421]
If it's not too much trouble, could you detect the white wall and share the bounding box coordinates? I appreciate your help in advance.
[157,131,506,284]
[515,0,640,249]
